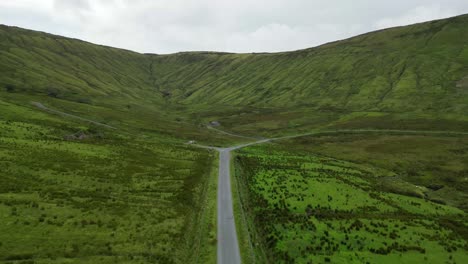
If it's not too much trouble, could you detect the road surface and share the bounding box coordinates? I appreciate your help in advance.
[217,148,240,264]
[216,139,270,264]
[192,138,270,264]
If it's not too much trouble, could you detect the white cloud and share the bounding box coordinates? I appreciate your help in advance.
[0,0,467,53]
[374,4,459,29]
[226,23,365,52]
[54,0,90,11]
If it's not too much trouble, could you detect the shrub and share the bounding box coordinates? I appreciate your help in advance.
[76,97,92,104]
[5,84,15,92]
[46,87,60,98]
[4,253,34,261]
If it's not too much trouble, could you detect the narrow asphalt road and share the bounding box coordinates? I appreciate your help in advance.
[193,138,270,264]
[217,148,240,264]
[217,139,270,264]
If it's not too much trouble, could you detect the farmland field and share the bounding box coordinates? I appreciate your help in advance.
[233,134,468,263]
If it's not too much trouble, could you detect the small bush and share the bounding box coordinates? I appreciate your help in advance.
[4,253,34,261]
[5,84,15,92]
[46,87,60,98]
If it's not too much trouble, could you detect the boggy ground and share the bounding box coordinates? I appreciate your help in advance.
[233,133,468,263]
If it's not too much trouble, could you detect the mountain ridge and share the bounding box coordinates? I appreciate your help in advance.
[3,13,467,56]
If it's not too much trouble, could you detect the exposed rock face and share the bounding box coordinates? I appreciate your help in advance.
[457,75,468,88]
[64,131,91,141]
[209,121,220,126]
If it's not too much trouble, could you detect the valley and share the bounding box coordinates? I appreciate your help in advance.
[0,14,467,264]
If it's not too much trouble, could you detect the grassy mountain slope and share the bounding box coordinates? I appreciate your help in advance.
[1,15,468,136]
[149,14,468,114]
[0,26,255,145]
[0,26,159,102]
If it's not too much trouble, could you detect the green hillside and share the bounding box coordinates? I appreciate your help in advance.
[160,15,468,112]
[2,14,468,135]
[0,26,157,101]
[148,14,468,134]
[151,16,468,113]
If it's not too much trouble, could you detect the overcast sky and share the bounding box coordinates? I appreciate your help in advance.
[1,0,468,54]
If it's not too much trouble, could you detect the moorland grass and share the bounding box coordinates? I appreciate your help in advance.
[0,98,219,263]
[233,138,467,263]
[285,133,468,210]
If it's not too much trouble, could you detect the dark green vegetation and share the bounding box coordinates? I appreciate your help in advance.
[234,134,468,263]
[0,13,468,263]
[289,132,468,210]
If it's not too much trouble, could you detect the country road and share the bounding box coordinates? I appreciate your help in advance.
[216,139,270,264]
[191,138,270,264]
[217,148,240,264]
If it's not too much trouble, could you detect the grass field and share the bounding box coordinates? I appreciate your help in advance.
[0,96,219,263]
[287,132,468,210]
[233,135,468,263]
